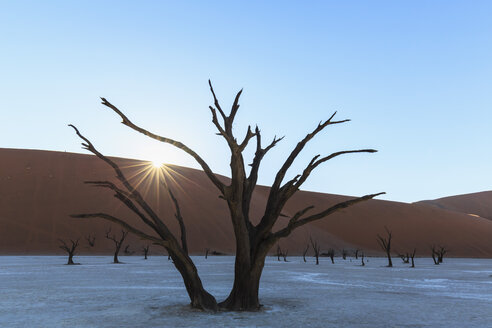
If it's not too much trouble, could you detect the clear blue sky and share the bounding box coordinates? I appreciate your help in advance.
[1,1,491,203]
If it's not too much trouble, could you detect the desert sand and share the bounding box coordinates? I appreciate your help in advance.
[1,148,492,257]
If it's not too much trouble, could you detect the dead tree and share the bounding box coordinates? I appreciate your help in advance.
[437,246,447,263]
[323,248,335,264]
[377,227,393,267]
[59,238,80,265]
[310,238,321,265]
[143,245,150,259]
[361,252,365,266]
[105,229,128,264]
[85,234,96,247]
[276,244,282,261]
[431,245,440,265]
[302,243,309,263]
[124,244,134,255]
[205,248,210,259]
[69,81,382,311]
[410,248,416,268]
[397,252,410,264]
[341,249,347,260]
[354,249,360,260]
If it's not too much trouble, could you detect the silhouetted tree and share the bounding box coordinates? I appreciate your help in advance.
[397,252,410,264]
[205,248,210,259]
[354,249,360,259]
[431,245,440,265]
[310,238,321,265]
[302,243,309,263]
[377,227,393,267]
[59,238,79,265]
[410,248,416,268]
[361,252,365,266]
[85,234,96,247]
[341,249,347,260]
[69,81,382,311]
[124,244,134,255]
[105,229,128,264]
[143,245,150,259]
[322,248,335,264]
[437,246,447,263]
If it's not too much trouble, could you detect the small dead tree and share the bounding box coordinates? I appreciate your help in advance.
[410,248,416,268]
[397,252,410,264]
[437,246,447,263]
[142,245,150,259]
[59,238,80,265]
[276,244,282,261]
[341,249,347,260]
[85,234,96,247]
[377,227,393,267]
[354,249,360,260]
[105,229,128,264]
[302,243,309,263]
[310,238,321,265]
[431,245,439,265]
[69,82,382,311]
[361,252,365,266]
[326,248,335,264]
[205,248,210,259]
[124,244,134,255]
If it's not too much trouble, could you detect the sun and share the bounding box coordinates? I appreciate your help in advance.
[151,160,165,168]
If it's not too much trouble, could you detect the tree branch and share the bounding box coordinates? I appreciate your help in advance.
[72,213,167,246]
[98,100,225,194]
[273,192,385,239]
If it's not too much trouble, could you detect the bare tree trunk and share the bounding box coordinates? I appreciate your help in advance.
[354,249,359,260]
[410,248,416,268]
[361,252,365,266]
[310,238,320,265]
[205,248,209,259]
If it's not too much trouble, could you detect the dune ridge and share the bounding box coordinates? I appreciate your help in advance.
[1,148,492,257]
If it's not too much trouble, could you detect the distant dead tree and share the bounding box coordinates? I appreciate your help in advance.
[275,244,288,262]
[124,244,134,255]
[69,82,382,311]
[276,245,282,261]
[397,252,410,264]
[303,243,309,263]
[410,248,416,268]
[361,252,365,266]
[59,238,80,265]
[377,227,393,267]
[341,249,347,260]
[85,234,96,247]
[142,245,150,259]
[437,246,447,263]
[310,238,321,265]
[323,248,335,264]
[105,229,128,264]
[205,248,210,259]
[431,245,447,264]
[431,246,439,265]
[354,249,360,259]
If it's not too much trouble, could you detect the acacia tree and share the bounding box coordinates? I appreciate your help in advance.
[59,238,80,265]
[69,81,382,311]
[85,234,96,247]
[302,243,309,263]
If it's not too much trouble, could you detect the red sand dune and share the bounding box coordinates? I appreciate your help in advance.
[417,191,492,221]
[1,148,492,257]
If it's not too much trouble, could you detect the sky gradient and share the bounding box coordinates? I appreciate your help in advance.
[1,1,491,203]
